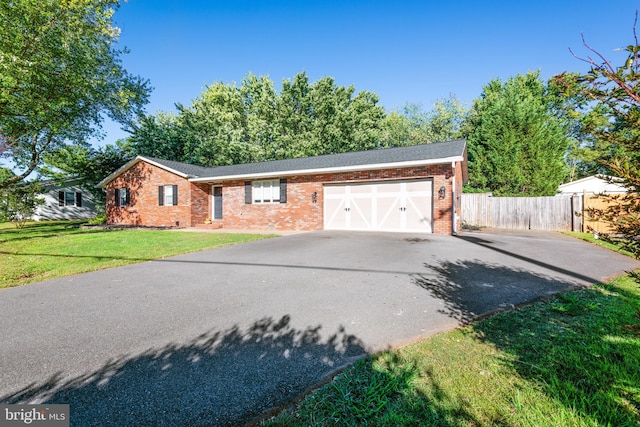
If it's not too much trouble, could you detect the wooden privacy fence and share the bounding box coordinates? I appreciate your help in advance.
[582,193,629,234]
[461,193,585,231]
[461,192,631,232]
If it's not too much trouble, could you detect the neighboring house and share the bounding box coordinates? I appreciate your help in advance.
[33,179,97,221]
[557,175,626,195]
[97,139,468,235]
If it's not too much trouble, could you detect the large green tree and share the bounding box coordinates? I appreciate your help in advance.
[547,73,612,181]
[126,72,386,165]
[0,168,44,228]
[555,14,640,269]
[380,96,469,147]
[40,142,132,211]
[0,0,150,188]
[466,72,569,196]
[124,112,188,162]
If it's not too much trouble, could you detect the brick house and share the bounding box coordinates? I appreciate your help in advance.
[98,139,468,234]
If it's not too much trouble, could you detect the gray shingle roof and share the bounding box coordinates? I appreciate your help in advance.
[141,157,213,178]
[100,139,466,187]
[148,139,466,180]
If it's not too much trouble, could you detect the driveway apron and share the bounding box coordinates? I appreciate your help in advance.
[1,230,638,426]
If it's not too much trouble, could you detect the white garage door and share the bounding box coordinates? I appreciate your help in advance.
[324,179,433,232]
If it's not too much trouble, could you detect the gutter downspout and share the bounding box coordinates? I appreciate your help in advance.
[451,161,457,236]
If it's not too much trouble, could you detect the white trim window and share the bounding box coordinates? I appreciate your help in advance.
[252,179,281,204]
[58,191,82,207]
[163,185,173,206]
[158,185,178,206]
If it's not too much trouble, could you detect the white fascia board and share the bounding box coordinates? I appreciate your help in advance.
[188,156,463,183]
[139,157,190,178]
[96,156,189,188]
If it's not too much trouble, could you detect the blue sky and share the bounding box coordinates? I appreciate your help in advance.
[99,0,638,145]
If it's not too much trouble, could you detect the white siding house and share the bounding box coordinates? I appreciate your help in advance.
[33,179,97,221]
[557,175,626,195]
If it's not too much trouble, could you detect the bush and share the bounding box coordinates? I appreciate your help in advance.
[88,214,107,225]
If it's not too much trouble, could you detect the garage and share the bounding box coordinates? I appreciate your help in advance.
[324,179,433,232]
[101,139,466,234]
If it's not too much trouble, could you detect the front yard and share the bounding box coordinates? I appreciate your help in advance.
[264,234,640,426]
[0,220,275,289]
[265,273,640,426]
[2,223,638,425]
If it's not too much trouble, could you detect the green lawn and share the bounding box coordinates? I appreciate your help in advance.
[265,240,640,426]
[564,231,637,258]
[0,220,275,289]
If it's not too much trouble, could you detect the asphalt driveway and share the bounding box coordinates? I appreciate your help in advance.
[1,229,639,426]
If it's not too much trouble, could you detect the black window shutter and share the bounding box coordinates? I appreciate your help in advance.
[115,188,120,207]
[172,184,178,206]
[280,179,287,203]
[245,181,252,204]
[75,192,82,207]
[158,186,164,206]
[58,191,64,206]
[125,188,130,205]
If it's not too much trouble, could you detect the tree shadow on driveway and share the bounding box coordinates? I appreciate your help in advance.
[0,316,367,427]
[414,259,582,323]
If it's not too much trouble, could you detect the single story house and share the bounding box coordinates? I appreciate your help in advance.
[557,175,626,195]
[33,178,97,221]
[97,139,468,234]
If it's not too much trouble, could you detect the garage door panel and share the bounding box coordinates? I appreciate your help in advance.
[324,186,347,230]
[350,185,374,230]
[376,194,401,230]
[405,195,432,232]
[324,179,433,233]
[405,181,433,232]
[350,197,373,230]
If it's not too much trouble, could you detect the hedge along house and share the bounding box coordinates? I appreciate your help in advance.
[98,139,468,235]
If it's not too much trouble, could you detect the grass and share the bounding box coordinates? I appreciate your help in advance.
[563,231,636,258]
[265,243,640,426]
[0,220,275,289]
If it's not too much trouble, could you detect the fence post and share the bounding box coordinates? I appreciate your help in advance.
[571,193,582,232]
[583,189,588,233]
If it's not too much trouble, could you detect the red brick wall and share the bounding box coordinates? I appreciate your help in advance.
[106,162,194,227]
[190,182,210,226]
[106,160,465,234]
[218,178,324,231]
[219,163,458,234]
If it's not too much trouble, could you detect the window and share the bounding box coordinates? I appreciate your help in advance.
[245,179,287,204]
[58,191,82,207]
[158,185,178,206]
[115,188,130,207]
[253,179,280,203]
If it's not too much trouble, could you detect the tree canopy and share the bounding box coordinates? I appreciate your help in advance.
[554,13,640,270]
[126,72,388,166]
[0,167,44,228]
[40,142,132,211]
[379,97,468,147]
[0,0,150,188]
[125,73,471,166]
[465,72,569,196]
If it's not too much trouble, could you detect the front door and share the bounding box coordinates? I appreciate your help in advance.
[213,186,223,220]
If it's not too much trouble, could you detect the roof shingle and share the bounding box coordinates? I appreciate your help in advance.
[99,139,466,187]
[148,139,466,180]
